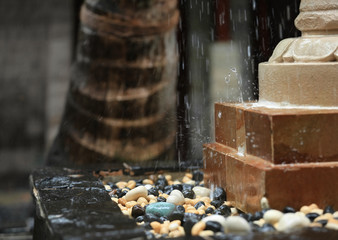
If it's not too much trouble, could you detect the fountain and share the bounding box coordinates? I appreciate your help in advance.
[204,0,338,213]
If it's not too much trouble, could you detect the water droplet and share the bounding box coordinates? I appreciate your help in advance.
[218,111,222,118]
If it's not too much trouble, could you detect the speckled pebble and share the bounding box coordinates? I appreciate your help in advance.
[145,202,176,218]
[277,213,310,232]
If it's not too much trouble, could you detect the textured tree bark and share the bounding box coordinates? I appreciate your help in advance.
[50,0,179,165]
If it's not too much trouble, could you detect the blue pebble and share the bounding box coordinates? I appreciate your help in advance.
[145,202,176,217]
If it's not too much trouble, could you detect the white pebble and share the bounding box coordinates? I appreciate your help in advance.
[124,186,148,201]
[167,195,184,205]
[277,213,310,232]
[201,215,227,228]
[169,222,179,231]
[144,184,153,190]
[260,197,270,209]
[263,209,283,225]
[224,216,251,234]
[193,186,211,197]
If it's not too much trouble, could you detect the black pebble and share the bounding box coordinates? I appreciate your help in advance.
[240,213,253,222]
[306,212,320,222]
[164,185,174,195]
[192,170,204,181]
[252,211,264,221]
[148,187,159,196]
[258,223,276,232]
[210,200,223,209]
[283,206,296,213]
[116,189,127,198]
[144,213,162,223]
[205,221,223,232]
[135,215,145,223]
[194,201,205,210]
[213,187,227,202]
[317,219,328,226]
[155,177,168,191]
[132,204,145,218]
[172,184,183,191]
[157,196,166,202]
[183,213,202,236]
[205,207,214,214]
[182,189,195,199]
[108,183,118,189]
[168,205,185,221]
[135,182,144,187]
[218,205,231,217]
[324,205,335,214]
[182,184,194,191]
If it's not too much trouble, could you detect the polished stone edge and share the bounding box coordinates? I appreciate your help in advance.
[30,167,146,240]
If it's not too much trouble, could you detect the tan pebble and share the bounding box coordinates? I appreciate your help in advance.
[185,180,196,185]
[150,221,161,234]
[111,197,118,203]
[185,173,193,179]
[173,180,181,185]
[200,181,204,185]
[187,209,199,214]
[200,197,211,203]
[160,224,170,235]
[315,213,333,222]
[165,175,172,181]
[300,206,311,214]
[149,199,157,204]
[168,180,174,185]
[309,203,319,209]
[178,226,185,235]
[253,218,265,227]
[141,203,146,207]
[231,207,238,215]
[326,218,338,230]
[116,181,127,188]
[191,221,206,236]
[187,206,196,211]
[198,209,205,215]
[169,222,179,231]
[137,221,144,225]
[122,210,129,215]
[199,230,214,237]
[295,211,306,217]
[121,188,130,193]
[184,199,192,205]
[169,230,183,238]
[333,211,338,218]
[126,180,136,189]
[104,185,112,191]
[160,193,169,198]
[142,179,153,185]
[191,199,200,205]
[172,220,181,226]
[311,208,323,215]
[198,205,206,211]
[182,176,191,183]
[147,195,157,201]
[118,197,127,206]
[137,197,148,205]
[310,222,323,228]
[125,201,137,208]
[125,186,148,202]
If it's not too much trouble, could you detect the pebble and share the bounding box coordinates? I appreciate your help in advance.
[324,206,335,214]
[124,186,148,201]
[326,218,338,230]
[263,209,283,225]
[131,204,145,218]
[224,216,251,234]
[202,214,227,229]
[191,221,206,236]
[193,186,211,197]
[167,195,185,206]
[213,187,226,202]
[145,202,176,218]
[260,197,270,210]
[276,213,310,232]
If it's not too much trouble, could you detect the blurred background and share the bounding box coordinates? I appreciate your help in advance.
[0,0,300,238]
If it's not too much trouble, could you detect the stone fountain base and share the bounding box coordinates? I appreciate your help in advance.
[204,102,338,213]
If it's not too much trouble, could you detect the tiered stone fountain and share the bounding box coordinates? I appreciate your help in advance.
[204,0,338,213]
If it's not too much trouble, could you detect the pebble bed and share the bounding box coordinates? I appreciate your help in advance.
[102,171,338,238]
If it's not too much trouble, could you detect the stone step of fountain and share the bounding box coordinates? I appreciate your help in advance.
[30,167,147,240]
[204,142,338,213]
[214,102,338,164]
